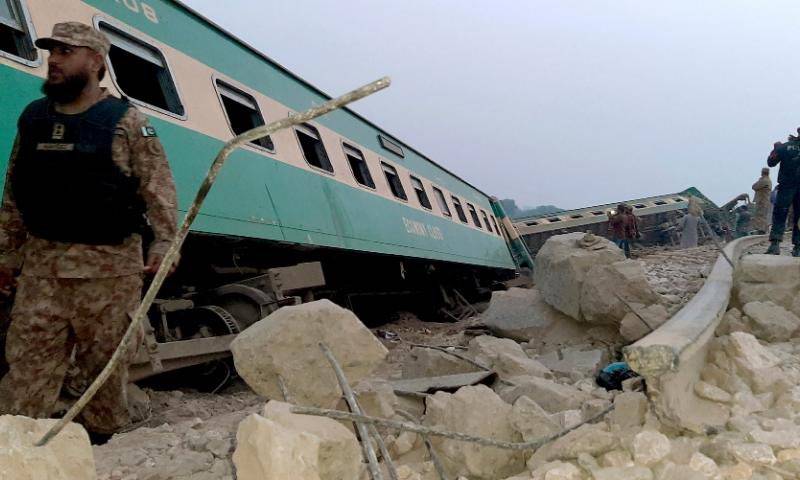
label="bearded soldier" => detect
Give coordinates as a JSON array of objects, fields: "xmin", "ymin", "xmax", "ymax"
[{"xmin": 0, "ymin": 22, "xmax": 177, "ymax": 440}]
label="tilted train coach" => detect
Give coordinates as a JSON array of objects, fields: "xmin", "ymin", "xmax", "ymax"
[{"xmin": 0, "ymin": 0, "xmax": 519, "ymax": 379}]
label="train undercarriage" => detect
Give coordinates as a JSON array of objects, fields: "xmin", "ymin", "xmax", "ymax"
[{"xmin": 124, "ymin": 232, "xmax": 513, "ymax": 385}]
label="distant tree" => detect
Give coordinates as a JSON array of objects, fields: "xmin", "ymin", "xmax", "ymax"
[
  {"xmin": 499, "ymin": 198, "xmax": 563, "ymax": 219},
  {"xmin": 499, "ymin": 198, "xmax": 521, "ymax": 217}
]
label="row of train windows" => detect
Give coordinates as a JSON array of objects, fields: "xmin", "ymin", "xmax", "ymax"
[{"xmin": 0, "ymin": 2, "xmax": 502, "ymax": 236}]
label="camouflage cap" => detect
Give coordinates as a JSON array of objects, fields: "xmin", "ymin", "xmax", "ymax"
[{"xmin": 35, "ymin": 22, "xmax": 110, "ymax": 57}]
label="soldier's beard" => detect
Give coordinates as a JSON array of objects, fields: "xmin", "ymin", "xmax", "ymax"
[{"xmin": 42, "ymin": 70, "xmax": 90, "ymax": 104}]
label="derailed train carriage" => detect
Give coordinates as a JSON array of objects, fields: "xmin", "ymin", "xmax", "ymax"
[
  {"xmin": 512, "ymin": 189, "xmax": 716, "ymax": 257},
  {"xmin": 0, "ymin": 0, "xmax": 519, "ymax": 381}
]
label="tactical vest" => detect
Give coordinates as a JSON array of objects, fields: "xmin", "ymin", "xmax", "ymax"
[{"xmin": 13, "ymin": 96, "xmax": 146, "ymax": 245}]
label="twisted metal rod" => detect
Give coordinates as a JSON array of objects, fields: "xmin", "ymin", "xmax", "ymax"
[
  {"xmin": 319, "ymin": 343, "xmax": 384, "ymax": 480},
  {"xmin": 292, "ymin": 402, "xmax": 614, "ymax": 451},
  {"xmin": 35, "ymin": 76, "xmax": 391, "ymax": 446}
]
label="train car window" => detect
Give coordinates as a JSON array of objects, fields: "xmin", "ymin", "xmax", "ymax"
[
  {"xmin": 378, "ymin": 134, "xmax": 404, "ymax": 158},
  {"xmin": 492, "ymin": 215, "xmax": 501, "ymax": 235},
  {"xmin": 295, "ymin": 123, "xmax": 334, "ymax": 173},
  {"xmin": 0, "ymin": 0, "xmax": 37, "ymax": 62},
  {"xmin": 433, "ymin": 187, "xmax": 452, "ymax": 217},
  {"xmin": 451, "ymin": 196, "xmax": 468, "ymax": 223},
  {"xmin": 215, "ymin": 79, "xmax": 273, "ymax": 150},
  {"xmin": 481, "ymin": 210, "xmax": 494, "ymax": 233},
  {"xmin": 99, "ymin": 22, "xmax": 184, "ymax": 116},
  {"xmin": 410, "ymin": 176, "xmax": 432, "ymax": 210},
  {"xmin": 467, "ymin": 203, "xmax": 482, "ymax": 228},
  {"xmin": 381, "ymin": 162, "xmax": 407, "ymax": 200},
  {"xmin": 343, "ymin": 143, "xmax": 375, "ymax": 188}
]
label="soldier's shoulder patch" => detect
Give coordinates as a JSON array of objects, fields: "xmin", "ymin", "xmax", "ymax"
[{"xmin": 141, "ymin": 125, "xmax": 158, "ymax": 138}]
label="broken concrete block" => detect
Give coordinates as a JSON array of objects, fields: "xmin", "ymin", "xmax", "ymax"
[
  {"xmin": 401, "ymin": 346, "xmax": 479, "ymax": 379},
  {"xmin": 262, "ymin": 401, "xmax": 361, "ymax": 480},
  {"xmin": 694, "ymin": 380, "xmax": 733, "ymax": 403},
  {"xmin": 509, "ymin": 396, "xmax": 561, "ymax": 442},
  {"xmin": 742, "ymin": 301, "xmax": 800, "ymax": 342},
  {"xmin": 482, "ymin": 287, "xmax": 573, "ymax": 342},
  {"xmin": 535, "ymin": 347, "xmax": 608, "ymax": 378},
  {"xmin": 0, "ymin": 415, "xmax": 96, "ymax": 480},
  {"xmin": 231, "ymin": 299, "xmax": 388, "ymax": 408},
  {"xmin": 619, "ymin": 303, "xmax": 669, "ymax": 342},
  {"xmin": 534, "ymin": 232, "xmax": 625, "ymax": 321},
  {"xmin": 233, "ymin": 413, "xmax": 321, "ymax": 480},
  {"xmin": 729, "ymin": 442, "xmax": 776, "ymax": 465},
  {"xmin": 496, "ymin": 376, "xmax": 592, "ymax": 413},
  {"xmin": 580, "ymin": 260, "xmax": 663, "ymax": 326},
  {"xmin": 424, "ymin": 385, "xmax": 524, "ymax": 479},
  {"xmin": 631, "ymin": 430, "xmax": 671, "ymax": 466},
  {"xmin": 607, "ymin": 391, "xmax": 647, "ymax": 429},
  {"xmin": 468, "ymin": 335, "xmax": 552, "ymax": 379}
]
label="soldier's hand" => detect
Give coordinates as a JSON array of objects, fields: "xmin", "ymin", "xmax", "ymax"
[
  {"xmin": 144, "ymin": 253, "xmax": 177, "ymax": 276},
  {"xmin": 0, "ymin": 268, "xmax": 16, "ymax": 297}
]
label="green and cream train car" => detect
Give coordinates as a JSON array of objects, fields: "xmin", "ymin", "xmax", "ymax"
[{"xmin": 0, "ymin": 0, "xmax": 517, "ymax": 378}]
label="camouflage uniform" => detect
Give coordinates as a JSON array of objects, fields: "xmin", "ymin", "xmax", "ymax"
[{"xmin": 0, "ymin": 86, "xmax": 177, "ymax": 433}]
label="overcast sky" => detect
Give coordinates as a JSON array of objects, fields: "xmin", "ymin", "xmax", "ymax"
[{"xmin": 184, "ymin": 0, "xmax": 800, "ymax": 210}]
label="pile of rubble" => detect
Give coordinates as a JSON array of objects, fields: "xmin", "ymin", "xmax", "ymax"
[{"xmin": 2, "ymin": 233, "xmax": 779, "ymax": 480}]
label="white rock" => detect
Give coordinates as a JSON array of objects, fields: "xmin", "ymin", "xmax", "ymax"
[
  {"xmin": 401, "ymin": 347, "xmax": 479, "ymax": 378},
  {"xmin": 580, "ymin": 260, "xmax": 663, "ymax": 326},
  {"xmin": 483, "ymin": 288, "xmax": 575, "ymax": 342},
  {"xmin": 735, "ymin": 255, "xmax": 800, "ymax": 315},
  {"xmin": 233, "ymin": 413, "xmax": 321, "ymax": 480},
  {"xmin": 468, "ymin": 336, "xmax": 552, "ymax": 379},
  {"xmin": 425, "ymin": 385, "xmax": 524, "ymax": 479},
  {"xmin": 509, "ymin": 396, "xmax": 561, "ymax": 442},
  {"xmin": 607, "ymin": 392, "xmax": 648, "ymax": 429},
  {"xmin": 527, "ymin": 423, "xmax": 617, "ymax": 467},
  {"xmin": 599, "ymin": 450, "xmax": 634, "ymax": 468},
  {"xmin": 535, "ymin": 347, "xmax": 608, "ymax": 378},
  {"xmin": 551, "ymin": 410, "xmax": 582, "ymax": 431},
  {"xmin": 721, "ymin": 332, "xmax": 780, "ymax": 386},
  {"xmin": 688, "ymin": 452, "xmax": 720, "ymax": 478},
  {"xmin": 619, "ymin": 304, "xmax": 670, "ymax": 342},
  {"xmin": 496, "ymin": 376, "xmax": 592, "ymax": 413},
  {"xmin": 262, "ymin": 401, "xmax": 361, "ymax": 480},
  {"xmin": 695, "ymin": 381, "xmax": 733, "ymax": 403},
  {"xmin": 742, "ymin": 301, "xmax": 800, "ymax": 342},
  {"xmin": 0, "ymin": 415, "xmax": 96, "ymax": 480},
  {"xmin": 719, "ymin": 462, "xmax": 753, "ymax": 480},
  {"xmin": 351, "ymin": 380, "xmax": 398, "ymax": 419},
  {"xmin": 631, "ymin": 430, "xmax": 671, "ymax": 466},
  {"xmin": 750, "ymin": 426, "xmax": 800, "ymax": 449},
  {"xmin": 729, "ymin": 442, "xmax": 776, "ymax": 465},
  {"xmin": 534, "ymin": 232, "xmax": 625, "ymax": 321},
  {"xmin": 231, "ymin": 300, "xmax": 388, "ymax": 408}
]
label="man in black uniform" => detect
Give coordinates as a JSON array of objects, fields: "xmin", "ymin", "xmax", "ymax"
[{"xmin": 766, "ymin": 133, "xmax": 800, "ymax": 256}]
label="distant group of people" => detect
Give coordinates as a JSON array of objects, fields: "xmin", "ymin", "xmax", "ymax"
[{"xmin": 607, "ymin": 204, "xmax": 640, "ymax": 258}]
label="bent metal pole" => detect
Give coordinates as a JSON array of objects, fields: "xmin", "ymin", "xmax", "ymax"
[{"xmin": 35, "ymin": 76, "xmax": 391, "ymax": 447}]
